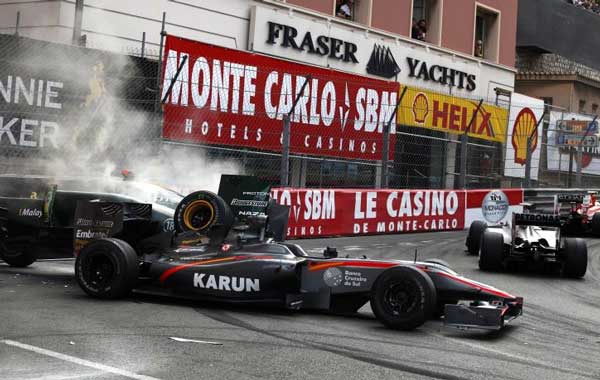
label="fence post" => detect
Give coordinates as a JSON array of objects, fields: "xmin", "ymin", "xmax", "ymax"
[
  {"xmin": 279, "ymin": 75, "xmax": 311, "ymax": 187},
  {"xmin": 381, "ymin": 86, "xmax": 408, "ymax": 189},
  {"xmin": 141, "ymin": 32, "xmax": 146, "ymax": 58},
  {"xmin": 576, "ymin": 146, "xmax": 583, "ymax": 187},
  {"xmin": 71, "ymin": 0, "xmax": 84, "ymax": 45},
  {"xmin": 524, "ymin": 134, "xmax": 533, "ymax": 188},
  {"xmin": 524, "ymin": 109, "xmax": 546, "ymax": 188},
  {"xmin": 281, "ymin": 115, "xmax": 291, "ymax": 187},
  {"xmin": 154, "ymin": 12, "xmax": 167, "ymax": 114},
  {"xmin": 15, "ymin": 11, "xmax": 20, "ymax": 36},
  {"xmin": 457, "ymin": 99, "xmax": 484, "ymax": 189}
]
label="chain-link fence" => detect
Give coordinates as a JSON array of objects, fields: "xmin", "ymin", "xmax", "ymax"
[{"xmin": 2, "ymin": 30, "xmax": 600, "ymax": 191}]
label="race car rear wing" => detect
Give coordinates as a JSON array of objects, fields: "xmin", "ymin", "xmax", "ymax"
[
  {"xmin": 555, "ymin": 194, "xmax": 584, "ymax": 203},
  {"xmin": 513, "ymin": 213, "xmax": 562, "ymax": 227}
]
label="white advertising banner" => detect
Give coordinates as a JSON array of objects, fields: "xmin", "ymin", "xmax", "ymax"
[
  {"xmin": 248, "ymin": 5, "xmax": 515, "ymax": 100},
  {"xmin": 504, "ymin": 93, "xmax": 545, "ymax": 180},
  {"xmin": 547, "ymin": 112, "xmax": 600, "ymax": 174}
]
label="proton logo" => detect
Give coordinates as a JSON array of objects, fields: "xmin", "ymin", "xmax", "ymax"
[
  {"xmin": 323, "ymin": 267, "xmax": 343, "ymax": 287},
  {"xmin": 511, "ymin": 108, "xmax": 537, "ymax": 165},
  {"xmin": 481, "ymin": 190, "xmax": 509, "ymax": 223},
  {"xmin": 412, "ymin": 93, "xmax": 429, "ymax": 124},
  {"xmin": 338, "ymin": 82, "xmax": 350, "ymax": 132},
  {"xmin": 366, "ymin": 44, "xmax": 401, "ymax": 79}
]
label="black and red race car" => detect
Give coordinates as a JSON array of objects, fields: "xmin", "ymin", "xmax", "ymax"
[
  {"xmin": 553, "ymin": 193, "xmax": 600, "ymax": 236},
  {"xmin": 73, "ymin": 176, "xmax": 523, "ymax": 331}
]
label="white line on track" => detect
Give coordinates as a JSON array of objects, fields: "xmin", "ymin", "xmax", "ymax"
[{"xmin": 1, "ymin": 340, "xmax": 162, "ymax": 380}]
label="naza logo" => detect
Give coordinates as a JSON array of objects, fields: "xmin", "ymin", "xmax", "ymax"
[{"xmin": 511, "ymin": 108, "xmax": 537, "ymax": 165}]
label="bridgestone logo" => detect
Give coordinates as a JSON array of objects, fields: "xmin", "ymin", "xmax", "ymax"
[
  {"xmin": 193, "ymin": 273, "xmax": 260, "ymax": 292},
  {"xmin": 230, "ymin": 199, "xmax": 269, "ymax": 207},
  {"xmin": 75, "ymin": 229, "xmax": 109, "ymax": 239}
]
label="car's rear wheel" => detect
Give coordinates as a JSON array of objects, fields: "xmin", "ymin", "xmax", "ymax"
[
  {"xmin": 370, "ymin": 266, "xmax": 436, "ymax": 330},
  {"xmin": 479, "ymin": 230, "xmax": 504, "ymax": 271},
  {"xmin": 591, "ymin": 213, "xmax": 600, "ymax": 237},
  {"xmin": 0, "ymin": 236, "xmax": 36, "ymax": 268},
  {"xmin": 75, "ymin": 238, "xmax": 139, "ymax": 299},
  {"xmin": 562, "ymin": 238, "xmax": 587, "ymax": 278},
  {"xmin": 466, "ymin": 221, "xmax": 487, "ymax": 255},
  {"xmin": 174, "ymin": 191, "xmax": 234, "ymax": 234}
]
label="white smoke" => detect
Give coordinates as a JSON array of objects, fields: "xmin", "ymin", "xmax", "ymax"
[{"xmin": 5, "ymin": 33, "xmax": 243, "ymax": 196}]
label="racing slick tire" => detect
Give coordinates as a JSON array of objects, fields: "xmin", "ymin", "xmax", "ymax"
[
  {"xmin": 466, "ymin": 220, "xmax": 487, "ymax": 255},
  {"xmin": 174, "ymin": 191, "xmax": 234, "ymax": 234},
  {"xmin": 479, "ymin": 230, "xmax": 504, "ymax": 271},
  {"xmin": 75, "ymin": 238, "xmax": 139, "ymax": 299},
  {"xmin": 562, "ymin": 238, "xmax": 587, "ymax": 278},
  {"xmin": 370, "ymin": 266, "xmax": 436, "ymax": 330},
  {"xmin": 591, "ymin": 213, "xmax": 600, "ymax": 237},
  {"xmin": 0, "ymin": 245, "xmax": 36, "ymax": 267}
]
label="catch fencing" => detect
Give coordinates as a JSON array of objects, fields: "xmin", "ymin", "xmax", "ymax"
[{"xmin": 1, "ymin": 30, "xmax": 600, "ymax": 191}]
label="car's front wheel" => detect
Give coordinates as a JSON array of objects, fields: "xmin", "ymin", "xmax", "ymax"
[
  {"xmin": 562, "ymin": 238, "xmax": 587, "ymax": 278},
  {"xmin": 75, "ymin": 238, "xmax": 139, "ymax": 299},
  {"xmin": 370, "ymin": 266, "xmax": 436, "ymax": 330}
]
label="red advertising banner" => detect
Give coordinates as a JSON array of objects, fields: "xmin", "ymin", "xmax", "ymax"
[
  {"xmin": 161, "ymin": 35, "xmax": 398, "ymax": 161},
  {"xmin": 271, "ymin": 188, "xmax": 465, "ymax": 238}
]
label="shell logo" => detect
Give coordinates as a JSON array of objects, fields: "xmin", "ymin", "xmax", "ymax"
[
  {"xmin": 412, "ymin": 92, "xmax": 429, "ymax": 124},
  {"xmin": 511, "ymin": 107, "xmax": 538, "ymax": 165}
]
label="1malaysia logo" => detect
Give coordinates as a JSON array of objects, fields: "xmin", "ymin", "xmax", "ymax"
[{"xmin": 18, "ymin": 208, "xmax": 42, "ymax": 218}]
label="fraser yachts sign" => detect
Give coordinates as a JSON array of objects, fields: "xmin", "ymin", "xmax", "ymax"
[
  {"xmin": 161, "ymin": 35, "xmax": 399, "ymax": 161},
  {"xmin": 250, "ymin": 6, "xmax": 482, "ymax": 93}
]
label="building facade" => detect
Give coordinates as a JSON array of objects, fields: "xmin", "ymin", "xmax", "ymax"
[
  {"xmin": 0, "ymin": 0, "xmax": 519, "ymax": 189},
  {"xmin": 516, "ymin": 0, "xmax": 600, "ymax": 186}
]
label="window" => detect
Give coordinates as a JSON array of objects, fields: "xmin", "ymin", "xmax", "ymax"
[
  {"xmin": 335, "ymin": 0, "xmax": 372, "ymax": 25},
  {"xmin": 542, "ymin": 97, "xmax": 553, "ymax": 113},
  {"xmin": 592, "ymin": 103, "xmax": 598, "ymax": 114},
  {"xmin": 474, "ymin": 5, "xmax": 500, "ymax": 62},
  {"xmin": 411, "ymin": 0, "xmax": 442, "ymax": 45},
  {"xmin": 579, "ymin": 99, "xmax": 587, "ymax": 113}
]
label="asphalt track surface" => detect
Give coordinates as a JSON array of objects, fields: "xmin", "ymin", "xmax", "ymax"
[{"xmin": 2, "ymin": 231, "xmax": 600, "ymax": 380}]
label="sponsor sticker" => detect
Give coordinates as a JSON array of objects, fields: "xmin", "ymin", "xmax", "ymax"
[{"xmin": 481, "ymin": 190, "xmax": 509, "ymax": 223}]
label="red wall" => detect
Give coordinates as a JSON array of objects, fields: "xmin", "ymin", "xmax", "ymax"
[
  {"xmin": 287, "ymin": 0, "xmax": 517, "ymax": 68},
  {"xmin": 371, "ymin": 0, "xmax": 412, "ymax": 37},
  {"xmin": 442, "ymin": 0, "xmax": 517, "ymax": 67},
  {"xmin": 286, "ymin": 0, "xmax": 334, "ymax": 15}
]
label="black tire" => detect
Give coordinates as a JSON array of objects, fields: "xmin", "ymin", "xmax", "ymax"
[
  {"xmin": 591, "ymin": 213, "xmax": 600, "ymax": 237},
  {"xmin": 174, "ymin": 191, "xmax": 234, "ymax": 234},
  {"xmin": 479, "ymin": 230, "xmax": 504, "ymax": 271},
  {"xmin": 0, "ymin": 247, "xmax": 36, "ymax": 267},
  {"xmin": 423, "ymin": 258, "xmax": 451, "ymax": 269},
  {"xmin": 370, "ymin": 266, "xmax": 436, "ymax": 330},
  {"xmin": 0, "ymin": 233, "xmax": 37, "ymax": 268},
  {"xmin": 466, "ymin": 221, "xmax": 487, "ymax": 255},
  {"xmin": 562, "ymin": 238, "xmax": 587, "ymax": 278},
  {"xmin": 75, "ymin": 238, "xmax": 139, "ymax": 299}
]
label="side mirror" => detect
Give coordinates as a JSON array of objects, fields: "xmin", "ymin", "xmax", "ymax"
[{"xmin": 323, "ymin": 246, "xmax": 338, "ymax": 258}]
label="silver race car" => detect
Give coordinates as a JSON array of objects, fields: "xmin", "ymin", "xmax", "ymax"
[{"xmin": 467, "ymin": 205, "xmax": 587, "ymax": 277}]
